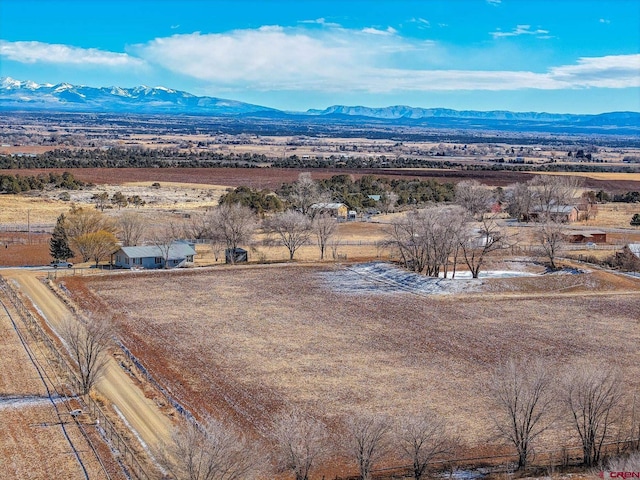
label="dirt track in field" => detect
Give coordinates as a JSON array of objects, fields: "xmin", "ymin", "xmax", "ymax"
[
  {"xmin": 1, "ymin": 269, "xmax": 174, "ymax": 472},
  {"xmin": 0, "ymin": 280, "xmax": 121, "ymax": 479}
]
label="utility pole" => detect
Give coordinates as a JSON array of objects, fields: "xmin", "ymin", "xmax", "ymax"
[{"xmin": 27, "ymin": 209, "xmax": 31, "ymax": 246}]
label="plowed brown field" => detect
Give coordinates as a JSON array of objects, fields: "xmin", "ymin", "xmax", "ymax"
[
  {"xmin": 60, "ymin": 264, "xmax": 640, "ymax": 477},
  {"xmin": 5, "ymin": 166, "xmax": 640, "ymax": 191}
]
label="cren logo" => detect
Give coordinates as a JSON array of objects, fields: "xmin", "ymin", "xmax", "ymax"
[{"xmin": 600, "ymin": 472, "xmax": 640, "ymax": 479}]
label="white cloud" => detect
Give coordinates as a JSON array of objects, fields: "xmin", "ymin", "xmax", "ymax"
[
  {"xmin": 491, "ymin": 25, "xmax": 551, "ymax": 39},
  {"xmin": 409, "ymin": 17, "xmax": 431, "ymax": 28},
  {"xmin": 599, "ymin": 18, "xmax": 611, "ymax": 24},
  {"xmin": 132, "ymin": 27, "xmax": 639, "ymax": 93},
  {"xmin": 361, "ymin": 26, "xmax": 397, "ymax": 36},
  {"xmin": 548, "ymin": 54, "xmax": 640, "ymax": 88},
  {"xmin": 3, "ymin": 27, "xmax": 637, "ymax": 96},
  {"xmin": 0, "ymin": 40, "xmax": 144, "ymax": 67},
  {"xmin": 486, "ymin": 0, "xmax": 502, "ymax": 5},
  {"xmin": 300, "ymin": 18, "xmax": 342, "ymax": 28}
]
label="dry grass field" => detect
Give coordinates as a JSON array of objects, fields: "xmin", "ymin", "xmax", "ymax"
[
  {"xmin": 529, "ymin": 171, "xmax": 640, "ymax": 182},
  {"xmin": 0, "ymin": 194, "xmax": 69, "ymax": 225},
  {"xmin": 61, "ymin": 264, "xmax": 640, "ymax": 476},
  {"xmin": 0, "ymin": 291, "xmax": 121, "ymax": 479}
]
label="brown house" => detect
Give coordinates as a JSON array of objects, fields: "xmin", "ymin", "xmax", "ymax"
[{"xmin": 562, "ymin": 229, "xmax": 607, "ymax": 244}]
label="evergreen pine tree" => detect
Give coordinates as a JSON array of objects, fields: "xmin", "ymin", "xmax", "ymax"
[{"xmin": 50, "ymin": 214, "xmax": 74, "ymax": 261}]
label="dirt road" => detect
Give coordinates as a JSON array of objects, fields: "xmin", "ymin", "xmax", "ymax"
[{"xmin": 1, "ymin": 269, "xmax": 174, "ymax": 469}]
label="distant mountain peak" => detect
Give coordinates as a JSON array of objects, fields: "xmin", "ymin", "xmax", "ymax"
[
  {"xmin": 0, "ymin": 78, "xmax": 637, "ymax": 133},
  {"xmin": 0, "ymin": 78, "xmax": 276, "ymax": 115}
]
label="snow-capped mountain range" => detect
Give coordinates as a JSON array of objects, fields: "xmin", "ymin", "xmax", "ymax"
[
  {"xmin": 1, "ymin": 77, "xmax": 638, "ymax": 132},
  {"xmin": 0, "ymin": 77, "xmax": 276, "ymax": 115}
]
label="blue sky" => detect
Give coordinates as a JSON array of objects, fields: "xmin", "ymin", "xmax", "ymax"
[{"xmin": 1, "ymin": 0, "xmax": 639, "ymax": 113}]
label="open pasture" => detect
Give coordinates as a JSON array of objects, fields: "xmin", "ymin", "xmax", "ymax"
[{"xmin": 62, "ymin": 264, "xmax": 640, "ymax": 473}]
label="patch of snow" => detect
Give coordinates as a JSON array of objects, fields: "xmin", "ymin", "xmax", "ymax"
[
  {"xmin": 153, "ymin": 85, "xmax": 175, "ymax": 93},
  {"xmin": 445, "ymin": 468, "xmax": 489, "ymax": 479},
  {"xmin": 439, "ymin": 270, "xmax": 537, "ymax": 279},
  {"xmin": 1, "ymin": 77, "xmax": 21, "ymax": 88},
  {"xmin": 545, "ymin": 267, "xmax": 589, "ymax": 275},
  {"xmin": 320, "ymin": 262, "xmax": 482, "ymax": 296},
  {"xmin": 0, "ymin": 394, "xmax": 63, "ymax": 410},
  {"xmin": 112, "ymin": 404, "xmax": 166, "ymax": 473}
]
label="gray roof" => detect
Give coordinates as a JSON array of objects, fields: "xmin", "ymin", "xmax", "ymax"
[
  {"xmin": 118, "ymin": 243, "xmax": 196, "ymax": 260},
  {"xmin": 533, "ymin": 205, "xmax": 577, "ymax": 214},
  {"xmin": 310, "ymin": 202, "xmax": 346, "ymax": 209},
  {"xmin": 629, "ymin": 244, "xmax": 640, "ymax": 258}
]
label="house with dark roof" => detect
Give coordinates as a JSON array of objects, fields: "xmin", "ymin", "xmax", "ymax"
[{"xmin": 113, "ymin": 242, "xmax": 196, "ymax": 269}]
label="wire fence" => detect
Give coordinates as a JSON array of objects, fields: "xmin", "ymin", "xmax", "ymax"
[
  {"xmin": 333, "ymin": 438, "xmax": 640, "ymax": 480},
  {"xmin": 0, "ymin": 276, "xmax": 153, "ymax": 480}
]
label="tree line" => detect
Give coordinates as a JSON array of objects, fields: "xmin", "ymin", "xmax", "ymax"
[
  {"xmin": 0, "ymin": 171, "xmax": 87, "ymax": 193},
  {"xmin": 160, "ymin": 357, "xmax": 640, "ymax": 479},
  {"xmin": 3, "ymin": 146, "xmax": 640, "ymax": 174}
]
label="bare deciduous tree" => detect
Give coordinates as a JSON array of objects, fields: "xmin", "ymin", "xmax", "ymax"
[
  {"xmin": 183, "ymin": 212, "xmax": 211, "ymax": 241},
  {"xmin": 455, "ymin": 180, "xmax": 495, "ymax": 220},
  {"xmin": 529, "ymin": 175, "xmax": 582, "ymax": 215},
  {"xmin": 563, "ymin": 364, "xmax": 623, "ymax": 467},
  {"xmin": 165, "ymin": 417, "xmax": 263, "ymax": 480},
  {"xmin": 536, "ymin": 218, "xmax": 565, "ymax": 269},
  {"xmin": 287, "ymin": 172, "xmax": 327, "ymax": 216},
  {"xmin": 116, "ymin": 212, "xmax": 147, "ymax": 246},
  {"xmin": 265, "ymin": 210, "xmax": 312, "ymax": 260},
  {"xmin": 396, "ymin": 410, "xmax": 453, "ymax": 480},
  {"xmin": 60, "ymin": 314, "xmax": 113, "ymax": 395},
  {"xmin": 206, "ymin": 204, "xmax": 257, "ymax": 263},
  {"xmin": 385, "ymin": 206, "xmax": 466, "ymax": 277},
  {"xmin": 488, "ymin": 357, "xmax": 554, "ymax": 470},
  {"xmin": 150, "ymin": 222, "xmax": 184, "ymax": 268},
  {"xmin": 312, "ymin": 214, "xmax": 337, "ymax": 260},
  {"xmin": 458, "ymin": 215, "xmax": 506, "ymax": 278},
  {"xmin": 348, "ymin": 414, "xmax": 391, "ymax": 480},
  {"xmin": 271, "ymin": 409, "xmax": 328, "ymax": 480},
  {"xmin": 65, "ymin": 205, "xmax": 117, "ymax": 239},
  {"xmin": 505, "ymin": 182, "xmax": 534, "ymax": 222}
]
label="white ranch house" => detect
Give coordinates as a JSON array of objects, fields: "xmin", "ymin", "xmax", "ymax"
[{"xmin": 114, "ymin": 243, "xmax": 196, "ymax": 269}]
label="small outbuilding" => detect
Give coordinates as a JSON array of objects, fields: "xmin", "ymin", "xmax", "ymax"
[
  {"xmin": 225, "ymin": 247, "xmax": 248, "ymax": 264},
  {"xmin": 562, "ymin": 229, "xmax": 607, "ymax": 244},
  {"xmin": 113, "ymin": 242, "xmax": 196, "ymax": 269}
]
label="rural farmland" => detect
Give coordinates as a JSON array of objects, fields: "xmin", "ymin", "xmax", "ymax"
[{"xmin": 59, "ymin": 263, "xmax": 640, "ymax": 477}]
